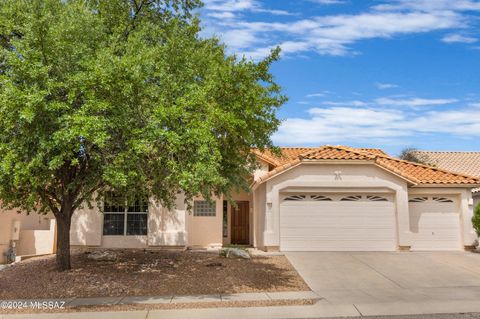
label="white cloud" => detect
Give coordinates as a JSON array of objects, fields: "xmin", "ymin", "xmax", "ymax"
[
  {"xmin": 375, "ymin": 97, "xmax": 458, "ymax": 107},
  {"xmin": 375, "ymin": 82, "xmax": 399, "ymax": 89},
  {"xmin": 273, "ymin": 105, "xmax": 480, "ymax": 145},
  {"xmin": 203, "ymin": 5, "xmax": 465, "ymax": 59},
  {"xmin": 206, "ymin": 11, "xmax": 236, "ymax": 19},
  {"xmin": 442, "ymin": 33, "xmax": 477, "ymax": 43},
  {"xmin": 306, "ymin": 92, "xmax": 330, "ymax": 98},
  {"xmin": 322, "ymin": 100, "xmax": 369, "ymax": 107},
  {"xmin": 373, "ymin": 0, "xmax": 480, "ymax": 12},
  {"xmin": 469, "ymin": 102, "xmax": 480, "ymax": 108},
  {"xmin": 201, "ymin": 0, "xmax": 480, "ymax": 60},
  {"xmin": 221, "ymin": 29, "xmax": 263, "ymax": 50},
  {"xmin": 310, "ymin": 0, "xmax": 346, "ymax": 4},
  {"xmin": 203, "ymin": 0, "xmax": 294, "ymax": 17},
  {"xmin": 203, "ymin": 0, "xmax": 256, "ymax": 12}
]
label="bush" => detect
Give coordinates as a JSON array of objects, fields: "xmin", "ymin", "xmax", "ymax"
[{"xmin": 472, "ymin": 202, "xmax": 480, "ymax": 236}]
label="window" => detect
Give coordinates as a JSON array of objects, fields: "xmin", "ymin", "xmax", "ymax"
[
  {"xmin": 310, "ymin": 195, "xmax": 332, "ymax": 201},
  {"xmin": 367, "ymin": 195, "xmax": 388, "ymax": 202},
  {"xmin": 284, "ymin": 195, "xmax": 306, "ymax": 201},
  {"xmin": 340, "ymin": 195, "xmax": 362, "ymax": 201},
  {"xmin": 194, "ymin": 200, "xmax": 216, "ymax": 217},
  {"xmin": 103, "ymin": 192, "xmax": 148, "ymax": 236},
  {"xmin": 409, "ymin": 197, "xmax": 428, "ymax": 203},
  {"xmin": 433, "ymin": 197, "xmax": 454, "ymax": 203}
]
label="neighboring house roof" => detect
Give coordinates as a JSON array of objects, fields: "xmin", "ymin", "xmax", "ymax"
[
  {"xmin": 412, "ymin": 151, "xmax": 480, "ymax": 193},
  {"xmin": 253, "ymin": 145, "xmax": 480, "ymax": 187}
]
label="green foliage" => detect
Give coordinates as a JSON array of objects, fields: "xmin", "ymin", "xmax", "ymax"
[
  {"xmin": 472, "ymin": 202, "xmax": 480, "ymax": 236},
  {"xmin": 0, "ymin": 0, "xmax": 286, "ymax": 217}
]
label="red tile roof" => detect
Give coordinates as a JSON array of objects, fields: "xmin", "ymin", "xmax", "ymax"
[{"xmin": 253, "ymin": 145, "xmax": 480, "ymax": 187}]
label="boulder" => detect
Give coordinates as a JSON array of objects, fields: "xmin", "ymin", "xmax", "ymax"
[
  {"xmin": 223, "ymin": 248, "xmax": 251, "ymax": 259},
  {"xmin": 87, "ymin": 250, "xmax": 117, "ymax": 262}
]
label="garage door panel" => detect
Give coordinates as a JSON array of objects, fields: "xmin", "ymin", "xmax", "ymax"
[
  {"xmin": 280, "ymin": 193, "xmax": 396, "ymax": 251},
  {"xmin": 282, "ymin": 240, "xmax": 395, "ymax": 251},
  {"xmin": 409, "ymin": 196, "xmax": 461, "ymax": 251},
  {"xmin": 281, "ymin": 218, "xmax": 395, "ymax": 228}
]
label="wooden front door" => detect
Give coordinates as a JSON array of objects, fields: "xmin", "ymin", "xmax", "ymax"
[{"xmin": 231, "ymin": 201, "xmax": 250, "ymax": 245}]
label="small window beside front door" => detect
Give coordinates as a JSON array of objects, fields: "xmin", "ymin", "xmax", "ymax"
[{"xmin": 193, "ymin": 200, "xmax": 216, "ymax": 217}]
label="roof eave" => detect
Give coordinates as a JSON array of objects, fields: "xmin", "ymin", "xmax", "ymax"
[{"xmin": 411, "ymin": 183, "xmax": 480, "ymax": 188}]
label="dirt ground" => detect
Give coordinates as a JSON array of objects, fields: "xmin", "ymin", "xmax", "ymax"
[{"xmin": 0, "ymin": 250, "xmax": 309, "ymax": 299}]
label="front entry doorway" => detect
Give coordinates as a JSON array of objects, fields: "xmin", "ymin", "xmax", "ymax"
[{"xmin": 231, "ymin": 201, "xmax": 249, "ymax": 245}]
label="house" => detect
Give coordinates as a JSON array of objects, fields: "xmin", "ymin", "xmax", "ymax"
[
  {"xmin": 0, "ymin": 209, "xmax": 56, "ymax": 264},
  {"xmin": 411, "ymin": 151, "xmax": 480, "ymax": 209},
  {"xmin": 68, "ymin": 145, "xmax": 480, "ymax": 252}
]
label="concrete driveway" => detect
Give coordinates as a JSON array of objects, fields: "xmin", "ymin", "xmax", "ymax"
[{"xmin": 286, "ymin": 252, "xmax": 480, "ymax": 304}]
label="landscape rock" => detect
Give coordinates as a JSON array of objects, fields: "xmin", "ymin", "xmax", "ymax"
[
  {"xmin": 0, "ymin": 264, "xmax": 10, "ymax": 271},
  {"xmin": 223, "ymin": 248, "xmax": 251, "ymax": 259},
  {"xmin": 87, "ymin": 250, "xmax": 117, "ymax": 261}
]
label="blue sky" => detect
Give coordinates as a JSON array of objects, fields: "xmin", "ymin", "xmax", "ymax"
[{"xmin": 200, "ymin": 0, "xmax": 480, "ymax": 155}]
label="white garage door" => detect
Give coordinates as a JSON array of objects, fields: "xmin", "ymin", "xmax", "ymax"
[
  {"xmin": 409, "ymin": 196, "xmax": 461, "ymax": 251},
  {"xmin": 280, "ymin": 193, "xmax": 397, "ymax": 251}
]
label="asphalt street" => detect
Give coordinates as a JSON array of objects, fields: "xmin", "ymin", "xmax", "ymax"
[{"xmin": 320, "ymin": 313, "xmax": 480, "ymax": 319}]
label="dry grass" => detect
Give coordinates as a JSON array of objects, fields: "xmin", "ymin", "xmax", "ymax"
[{"xmin": 0, "ymin": 250, "xmax": 309, "ymax": 299}]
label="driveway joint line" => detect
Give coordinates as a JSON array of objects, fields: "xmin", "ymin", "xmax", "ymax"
[
  {"xmin": 349, "ymin": 253, "xmax": 405, "ymax": 289},
  {"xmin": 352, "ymin": 303, "xmax": 364, "ymax": 316},
  {"xmin": 426, "ymin": 252, "xmax": 480, "ymax": 278}
]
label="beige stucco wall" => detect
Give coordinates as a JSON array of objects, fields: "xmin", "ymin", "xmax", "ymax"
[
  {"xmin": 71, "ymin": 196, "xmax": 187, "ymax": 249},
  {"xmin": 261, "ymin": 162, "xmax": 411, "ymax": 248},
  {"xmin": 186, "ymin": 196, "xmax": 223, "ymax": 248},
  {"xmin": 254, "ymin": 160, "xmax": 270, "ymax": 181},
  {"xmin": 149, "ymin": 194, "xmax": 187, "ymax": 246},
  {"xmin": 0, "ymin": 209, "xmax": 54, "ymax": 264},
  {"xmin": 253, "ymin": 183, "xmax": 266, "ymax": 249},
  {"xmin": 71, "ymin": 201, "xmax": 103, "ymax": 246}
]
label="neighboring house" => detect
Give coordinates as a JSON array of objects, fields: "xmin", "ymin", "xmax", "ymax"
[
  {"xmin": 412, "ymin": 151, "xmax": 480, "ymax": 209},
  {"xmin": 2, "ymin": 145, "xmax": 479, "ymax": 259},
  {"xmin": 0, "ymin": 209, "xmax": 55, "ymax": 264}
]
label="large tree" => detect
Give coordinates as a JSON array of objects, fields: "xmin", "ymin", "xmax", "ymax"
[{"xmin": 0, "ymin": 0, "xmax": 285, "ymax": 271}]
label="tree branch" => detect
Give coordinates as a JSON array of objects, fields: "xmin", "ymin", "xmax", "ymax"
[{"xmin": 37, "ymin": 188, "xmax": 60, "ymax": 216}]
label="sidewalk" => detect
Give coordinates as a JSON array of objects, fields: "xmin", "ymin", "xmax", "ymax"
[
  {"xmin": 3, "ymin": 300, "xmax": 480, "ymax": 319},
  {"xmin": 0, "ymin": 291, "xmax": 319, "ymax": 309}
]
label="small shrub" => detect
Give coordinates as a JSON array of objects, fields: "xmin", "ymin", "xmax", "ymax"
[
  {"xmin": 472, "ymin": 202, "xmax": 480, "ymax": 237},
  {"xmin": 219, "ymin": 249, "xmax": 228, "ymax": 258}
]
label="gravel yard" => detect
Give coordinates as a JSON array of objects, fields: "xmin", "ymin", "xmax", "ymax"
[{"xmin": 0, "ymin": 250, "xmax": 309, "ymax": 299}]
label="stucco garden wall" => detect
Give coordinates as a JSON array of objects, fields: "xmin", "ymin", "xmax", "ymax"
[
  {"xmin": 0, "ymin": 209, "xmax": 54, "ymax": 264},
  {"xmin": 17, "ymin": 219, "xmax": 56, "ymax": 256}
]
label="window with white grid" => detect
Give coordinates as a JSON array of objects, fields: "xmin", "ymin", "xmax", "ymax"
[{"xmin": 103, "ymin": 192, "xmax": 148, "ymax": 236}]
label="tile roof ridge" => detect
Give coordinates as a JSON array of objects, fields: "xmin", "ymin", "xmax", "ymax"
[
  {"xmin": 251, "ymin": 148, "xmax": 281, "ymax": 166},
  {"xmin": 328, "ymin": 145, "xmax": 377, "ymax": 159},
  {"xmin": 298, "ymin": 145, "xmax": 329, "ymax": 159}
]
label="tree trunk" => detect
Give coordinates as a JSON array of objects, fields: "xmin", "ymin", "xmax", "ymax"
[{"xmin": 55, "ymin": 207, "xmax": 73, "ymax": 271}]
